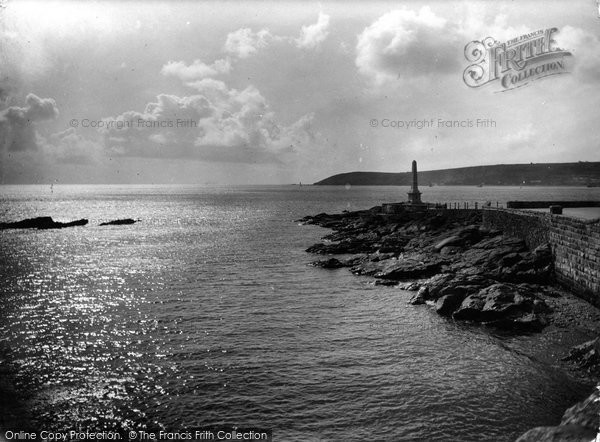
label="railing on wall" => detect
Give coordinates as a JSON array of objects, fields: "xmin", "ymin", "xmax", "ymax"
[{"xmin": 426, "ymin": 202, "xmax": 504, "ymax": 210}]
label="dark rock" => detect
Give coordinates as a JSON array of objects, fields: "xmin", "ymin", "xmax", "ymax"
[
  {"xmin": 0, "ymin": 216, "xmax": 88, "ymax": 230},
  {"xmin": 515, "ymin": 424, "xmax": 596, "ymax": 442},
  {"xmin": 439, "ymin": 246, "xmax": 462, "ymax": 256},
  {"xmin": 561, "ymin": 386, "xmax": 600, "ymax": 429},
  {"xmin": 310, "ymin": 258, "xmax": 347, "ymax": 269},
  {"xmin": 99, "ymin": 218, "xmax": 137, "ymax": 226},
  {"xmin": 408, "ymin": 287, "xmax": 429, "ymax": 305},
  {"xmin": 452, "ymin": 294, "xmax": 487, "ymax": 321},
  {"xmin": 398, "ymin": 281, "xmax": 421, "ymax": 291},
  {"xmin": 435, "ymin": 294, "xmax": 464, "ymax": 316},
  {"xmin": 424, "ymin": 274, "xmax": 457, "ymax": 299},
  {"xmin": 300, "ymin": 206, "xmax": 555, "ymax": 332},
  {"xmin": 424, "ymin": 274, "xmax": 491, "ymax": 301},
  {"xmin": 306, "ymin": 239, "xmax": 379, "ymax": 254},
  {"xmin": 352, "ymin": 255, "xmax": 445, "ymax": 280},
  {"xmin": 562, "ymin": 338, "xmax": 600, "ymax": 374},
  {"xmin": 516, "ymin": 386, "xmax": 600, "ymax": 441},
  {"xmin": 451, "ymin": 283, "xmax": 547, "ymax": 326},
  {"xmin": 487, "ymin": 313, "xmax": 545, "ymax": 332}
]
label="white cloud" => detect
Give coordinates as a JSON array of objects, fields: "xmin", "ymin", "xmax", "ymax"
[
  {"xmin": 44, "ymin": 127, "xmax": 103, "ymax": 164},
  {"xmin": 554, "ymin": 26, "xmax": 600, "ymax": 83},
  {"xmin": 224, "ymin": 15, "xmax": 330, "ymax": 59},
  {"xmin": 296, "ymin": 12, "xmax": 330, "ymax": 50},
  {"xmin": 356, "ymin": 7, "xmax": 460, "ymax": 84},
  {"xmin": 0, "ymin": 93, "xmax": 59, "ymax": 151},
  {"xmin": 100, "ymin": 80, "xmax": 316, "ymax": 163},
  {"xmin": 502, "ymin": 123, "xmax": 534, "ymax": 147},
  {"xmin": 224, "ymin": 28, "xmax": 272, "ymax": 59},
  {"xmin": 161, "ymin": 58, "xmax": 232, "ymax": 81}
]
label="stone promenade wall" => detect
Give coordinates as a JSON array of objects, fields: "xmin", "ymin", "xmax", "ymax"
[{"xmin": 483, "ymin": 208, "xmax": 600, "ymax": 305}]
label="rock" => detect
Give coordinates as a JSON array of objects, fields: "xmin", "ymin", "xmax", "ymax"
[
  {"xmin": 99, "ymin": 218, "xmax": 137, "ymax": 226},
  {"xmin": 488, "ymin": 313, "xmax": 545, "ymax": 332},
  {"xmin": 561, "ymin": 386, "xmax": 600, "ymax": 429},
  {"xmin": 433, "ymin": 225, "xmax": 482, "ymax": 252},
  {"xmin": 438, "ymin": 284, "xmax": 480, "ymax": 299},
  {"xmin": 353, "ymin": 255, "xmax": 445, "ymax": 280},
  {"xmin": 424, "ymin": 274, "xmax": 458, "ymax": 299},
  {"xmin": 516, "ymin": 386, "xmax": 600, "ymax": 442},
  {"xmin": 434, "ymin": 235, "xmax": 462, "ymax": 251},
  {"xmin": 451, "ymin": 283, "xmax": 547, "ymax": 327},
  {"xmin": 515, "ymin": 425, "xmax": 596, "ymax": 442},
  {"xmin": 435, "ymin": 294, "xmax": 464, "ymax": 316},
  {"xmin": 408, "ymin": 286, "xmax": 429, "ymax": 305},
  {"xmin": 0, "ymin": 216, "xmax": 88, "ymax": 230},
  {"xmin": 310, "ymin": 258, "xmax": 346, "ymax": 269},
  {"xmin": 439, "ymin": 246, "xmax": 462, "ymax": 256},
  {"xmin": 398, "ymin": 281, "xmax": 421, "ymax": 291},
  {"xmin": 562, "ymin": 338, "xmax": 600, "ymax": 374},
  {"xmin": 533, "ymin": 299, "xmax": 552, "ymax": 313},
  {"xmin": 300, "ymin": 206, "xmax": 555, "ymax": 332},
  {"xmin": 306, "ymin": 239, "xmax": 379, "ymax": 255},
  {"xmin": 452, "ymin": 294, "xmax": 486, "ymax": 321}
]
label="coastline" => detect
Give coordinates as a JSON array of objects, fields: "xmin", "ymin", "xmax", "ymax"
[{"xmin": 299, "ymin": 204, "xmax": 600, "ymax": 440}]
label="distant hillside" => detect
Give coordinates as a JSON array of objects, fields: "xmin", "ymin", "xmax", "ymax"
[{"xmin": 314, "ymin": 162, "xmax": 600, "ymax": 186}]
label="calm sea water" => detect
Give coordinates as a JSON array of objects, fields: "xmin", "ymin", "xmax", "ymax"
[{"xmin": 1, "ymin": 185, "xmax": 599, "ymax": 441}]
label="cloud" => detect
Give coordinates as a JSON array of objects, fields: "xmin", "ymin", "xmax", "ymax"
[
  {"xmin": 224, "ymin": 28, "xmax": 272, "ymax": 59},
  {"xmin": 100, "ymin": 80, "xmax": 316, "ymax": 163},
  {"xmin": 502, "ymin": 123, "xmax": 535, "ymax": 148},
  {"xmin": 0, "ymin": 93, "xmax": 59, "ymax": 151},
  {"xmin": 44, "ymin": 127, "xmax": 103, "ymax": 164},
  {"xmin": 554, "ymin": 26, "xmax": 600, "ymax": 83},
  {"xmin": 296, "ymin": 12, "xmax": 330, "ymax": 50},
  {"xmin": 161, "ymin": 58, "xmax": 232, "ymax": 81},
  {"xmin": 224, "ymin": 14, "xmax": 330, "ymax": 59},
  {"xmin": 356, "ymin": 7, "xmax": 460, "ymax": 84}
]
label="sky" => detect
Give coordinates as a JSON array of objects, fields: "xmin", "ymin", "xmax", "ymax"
[{"xmin": 0, "ymin": 0, "xmax": 599, "ymax": 184}]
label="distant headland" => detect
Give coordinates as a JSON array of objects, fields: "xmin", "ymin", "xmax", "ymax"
[{"xmin": 314, "ymin": 162, "xmax": 600, "ymax": 186}]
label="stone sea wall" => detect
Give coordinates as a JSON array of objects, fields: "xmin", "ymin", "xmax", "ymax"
[{"xmin": 483, "ymin": 208, "xmax": 600, "ymax": 305}]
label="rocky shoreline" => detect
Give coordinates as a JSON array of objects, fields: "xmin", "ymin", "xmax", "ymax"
[
  {"xmin": 299, "ymin": 205, "xmax": 600, "ymax": 441},
  {"xmin": 300, "ymin": 206, "xmax": 555, "ymax": 332}
]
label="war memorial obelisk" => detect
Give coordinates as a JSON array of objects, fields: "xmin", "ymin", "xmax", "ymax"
[{"xmin": 407, "ymin": 160, "xmax": 422, "ymax": 204}]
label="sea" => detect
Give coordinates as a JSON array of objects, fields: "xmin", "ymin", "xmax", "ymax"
[{"xmin": 1, "ymin": 184, "xmax": 599, "ymax": 441}]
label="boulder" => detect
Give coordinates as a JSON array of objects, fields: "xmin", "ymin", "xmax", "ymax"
[
  {"xmin": 452, "ymin": 294, "xmax": 487, "ymax": 321},
  {"xmin": 562, "ymin": 338, "xmax": 600, "ymax": 374},
  {"xmin": 452, "ymin": 283, "xmax": 546, "ymax": 325},
  {"xmin": 408, "ymin": 286, "xmax": 429, "ymax": 305},
  {"xmin": 435, "ymin": 294, "xmax": 464, "ymax": 316}
]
